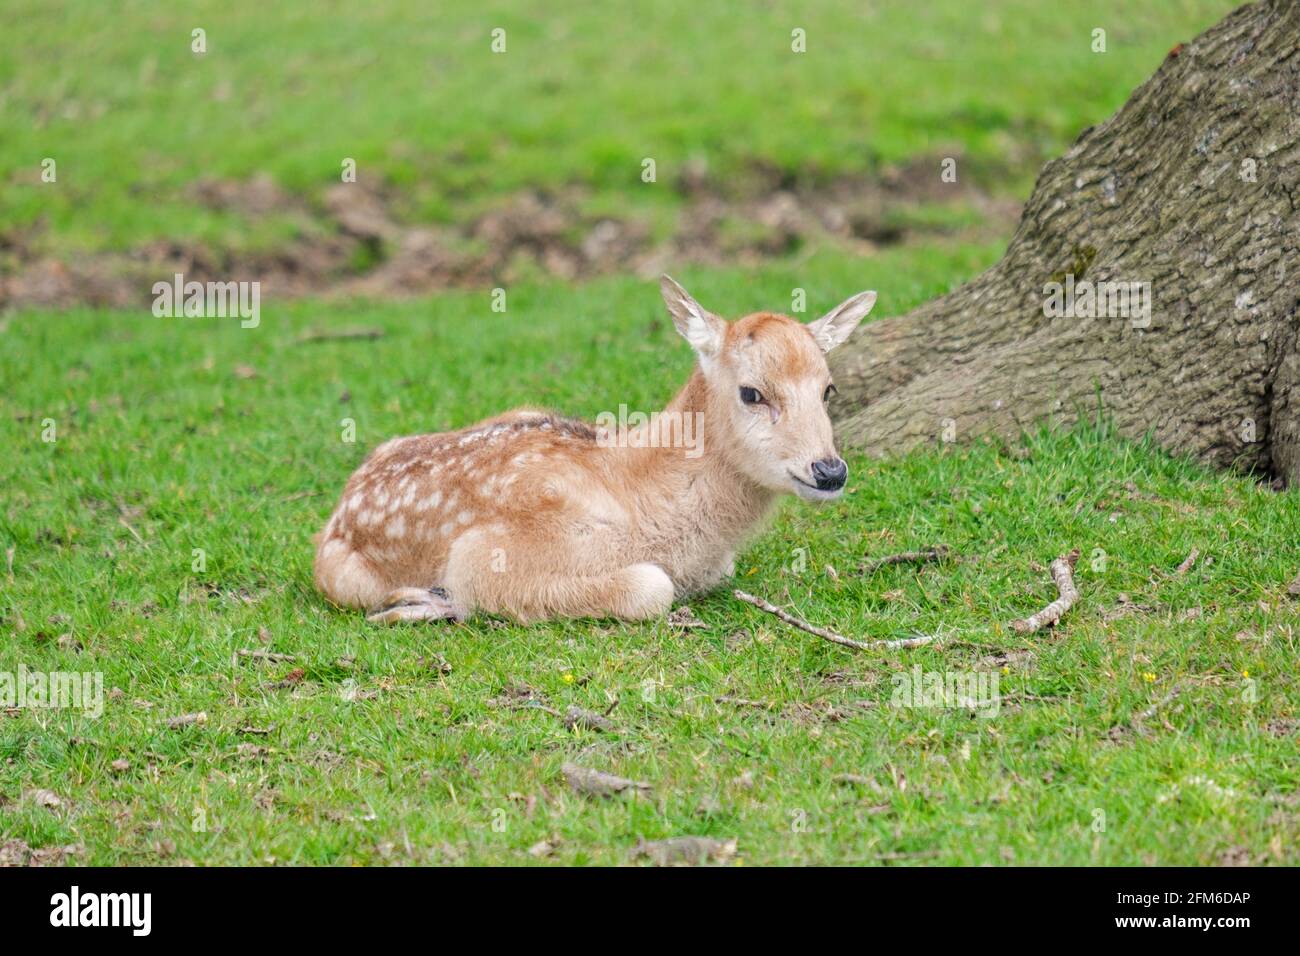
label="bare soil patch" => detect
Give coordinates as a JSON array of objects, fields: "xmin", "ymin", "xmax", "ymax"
[{"xmin": 0, "ymin": 158, "xmax": 1019, "ymax": 310}]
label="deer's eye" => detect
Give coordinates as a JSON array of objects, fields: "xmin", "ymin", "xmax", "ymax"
[
  {"xmin": 739, "ymin": 386, "xmax": 764, "ymax": 406},
  {"xmin": 823, "ymin": 383, "xmax": 837, "ymax": 402}
]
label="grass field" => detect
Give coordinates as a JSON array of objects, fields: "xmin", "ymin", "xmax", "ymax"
[
  {"xmin": 2, "ymin": 0, "xmax": 1236, "ymax": 259},
  {"xmin": 2, "ymin": 245, "xmax": 1297, "ymax": 865},
  {"xmin": 4, "ymin": 0, "xmax": 1297, "ymax": 867}
]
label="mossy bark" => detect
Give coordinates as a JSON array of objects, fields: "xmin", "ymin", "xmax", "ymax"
[{"xmin": 831, "ymin": 0, "xmax": 1300, "ymax": 482}]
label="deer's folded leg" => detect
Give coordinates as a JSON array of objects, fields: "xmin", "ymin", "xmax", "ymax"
[
  {"xmin": 486, "ymin": 563, "xmax": 675, "ymax": 623},
  {"xmin": 445, "ymin": 531, "xmax": 674, "ymax": 623}
]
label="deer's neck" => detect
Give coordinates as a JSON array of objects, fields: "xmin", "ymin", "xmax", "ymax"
[{"xmin": 611, "ymin": 369, "xmax": 778, "ymax": 551}]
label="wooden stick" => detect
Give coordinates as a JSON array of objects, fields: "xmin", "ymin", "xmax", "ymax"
[
  {"xmin": 1108, "ymin": 683, "xmax": 1182, "ymax": 739},
  {"xmin": 295, "ymin": 327, "xmax": 385, "ymax": 344},
  {"xmin": 235, "ymin": 649, "xmax": 297, "ymax": 663},
  {"xmin": 1174, "ymin": 548, "xmax": 1199, "ymax": 575},
  {"xmin": 165, "ymin": 712, "xmax": 207, "ymax": 729},
  {"xmin": 860, "ymin": 544, "xmax": 951, "ymax": 575},
  {"xmin": 1009, "ymin": 549, "xmax": 1081, "ymax": 634},
  {"xmin": 733, "ymin": 590, "xmax": 936, "ymax": 651},
  {"xmin": 1134, "ymin": 684, "xmax": 1181, "ymax": 723}
]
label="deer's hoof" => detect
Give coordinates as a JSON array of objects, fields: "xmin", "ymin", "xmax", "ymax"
[{"xmin": 366, "ymin": 587, "xmax": 465, "ymax": 625}]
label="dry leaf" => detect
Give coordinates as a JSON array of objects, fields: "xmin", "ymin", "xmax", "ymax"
[
  {"xmin": 25, "ymin": 788, "xmax": 63, "ymax": 809},
  {"xmin": 632, "ymin": 836, "xmax": 738, "ymax": 866},
  {"xmin": 563, "ymin": 706, "xmax": 616, "ymax": 733},
  {"xmin": 528, "ymin": 837, "xmax": 559, "ymax": 858},
  {"xmin": 561, "ymin": 763, "xmax": 651, "ymax": 798},
  {"xmin": 165, "ymin": 711, "xmax": 207, "ymax": 729}
]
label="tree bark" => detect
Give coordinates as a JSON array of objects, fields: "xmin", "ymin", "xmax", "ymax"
[{"xmin": 830, "ymin": 0, "xmax": 1300, "ymax": 482}]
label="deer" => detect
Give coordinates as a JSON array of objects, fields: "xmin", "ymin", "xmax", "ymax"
[{"xmin": 313, "ymin": 276, "xmax": 876, "ymax": 624}]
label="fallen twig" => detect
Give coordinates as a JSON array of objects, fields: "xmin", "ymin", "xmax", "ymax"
[
  {"xmin": 165, "ymin": 712, "xmax": 207, "ymax": 729},
  {"xmin": 733, "ymin": 590, "xmax": 936, "ymax": 651},
  {"xmin": 283, "ymin": 490, "xmax": 322, "ymax": 502},
  {"xmin": 561, "ymin": 763, "xmax": 651, "ymax": 798},
  {"xmin": 235, "ymin": 649, "xmax": 296, "ymax": 664},
  {"xmin": 117, "ymin": 514, "xmax": 145, "ymax": 545},
  {"xmin": 1107, "ymin": 683, "xmax": 1182, "ymax": 740},
  {"xmin": 1134, "ymin": 684, "xmax": 1182, "ymax": 724},
  {"xmin": 1175, "ymin": 548, "xmax": 1199, "ymax": 575},
  {"xmin": 878, "ymin": 634, "xmax": 938, "ymax": 649},
  {"xmin": 873, "ymin": 849, "xmax": 942, "ymax": 862},
  {"xmin": 716, "ymin": 695, "xmax": 777, "ymax": 709},
  {"xmin": 504, "ymin": 700, "xmax": 561, "ymax": 718},
  {"xmin": 631, "ymin": 836, "xmax": 737, "ymax": 866},
  {"xmin": 667, "ymin": 605, "xmax": 707, "ymax": 629},
  {"xmin": 860, "ymin": 544, "xmax": 951, "ymax": 575},
  {"xmin": 563, "ymin": 706, "xmax": 616, "ymax": 733},
  {"xmin": 1009, "ymin": 549, "xmax": 1081, "ymax": 634},
  {"xmin": 295, "ymin": 326, "xmax": 385, "ymax": 344}
]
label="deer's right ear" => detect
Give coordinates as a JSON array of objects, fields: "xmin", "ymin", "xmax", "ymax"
[{"xmin": 661, "ymin": 275, "xmax": 725, "ymax": 357}]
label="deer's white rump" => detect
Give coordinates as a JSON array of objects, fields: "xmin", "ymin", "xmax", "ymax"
[{"xmin": 314, "ymin": 276, "xmax": 875, "ymax": 624}]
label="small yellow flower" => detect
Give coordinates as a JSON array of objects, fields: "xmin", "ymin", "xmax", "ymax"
[
  {"xmin": 1001, "ymin": 666, "xmax": 1010, "ymax": 675},
  {"xmin": 1143, "ymin": 672, "xmax": 1156, "ymax": 683},
  {"xmin": 562, "ymin": 672, "xmax": 575, "ymax": 685},
  {"xmin": 1242, "ymin": 669, "xmax": 1249, "ymax": 678}
]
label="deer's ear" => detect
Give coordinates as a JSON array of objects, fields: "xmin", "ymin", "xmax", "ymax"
[
  {"xmin": 807, "ymin": 291, "xmax": 876, "ymax": 353},
  {"xmin": 661, "ymin": 275, "xmax": 725, "ymax": 356}
]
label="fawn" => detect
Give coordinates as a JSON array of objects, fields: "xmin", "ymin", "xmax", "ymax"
[{"xmin": 313, "ymin": 276, "xmax": 876, "ymax": 624}]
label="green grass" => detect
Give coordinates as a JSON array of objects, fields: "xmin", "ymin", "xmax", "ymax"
[
  {"xmin": 1, "ymin": 0, "xmax": 1237, "ymax": 257},
  {"xmin": 2, "ymin": 0, "xmax": 1291, "ymax": 867},
  {"xmin": 2, "ymin": 244, "xmax": 1297, "ymax": 865}
]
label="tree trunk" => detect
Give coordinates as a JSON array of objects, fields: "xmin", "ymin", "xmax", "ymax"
[{"xmin": 830, "ymin": 0, "xmax": 1300, "ymax": 483}]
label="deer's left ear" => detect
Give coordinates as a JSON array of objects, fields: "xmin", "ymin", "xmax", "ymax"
[
  {"xmin": 661, "ymin": 275, "xmax": 725, "ymax": 357},
  {"xmin": 807, "ymin": 291, "xmax": 876, "ymax": 353}
]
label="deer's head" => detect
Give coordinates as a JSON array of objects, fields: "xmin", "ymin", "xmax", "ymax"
[{"xmin": 660, "ymin": 275, "xmax": 875, "ymax": 501}]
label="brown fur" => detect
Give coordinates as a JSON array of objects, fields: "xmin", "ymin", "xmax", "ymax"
[{"xmin": 313, "ymin": 278, "xmax": 875, "ymax": 623}]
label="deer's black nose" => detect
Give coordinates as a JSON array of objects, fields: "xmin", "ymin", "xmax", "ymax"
[{"xmin": 811, "ymin": 457, "xmax": 847, "ymax": 491}]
